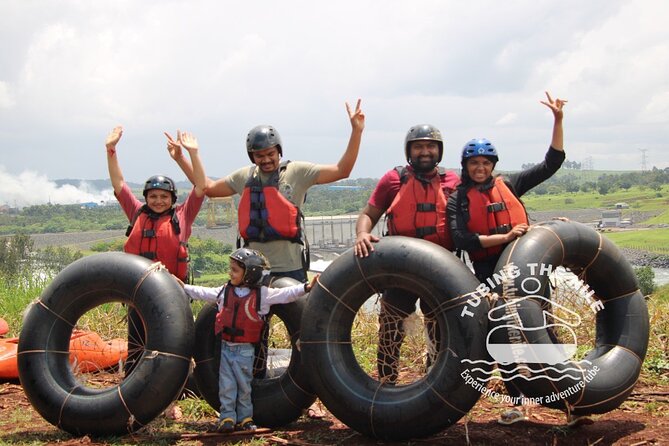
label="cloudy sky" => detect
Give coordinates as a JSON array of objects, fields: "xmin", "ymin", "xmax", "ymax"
[{"xmin": 1, "ymin": 0, "xmax": 668, "ymax": 205}]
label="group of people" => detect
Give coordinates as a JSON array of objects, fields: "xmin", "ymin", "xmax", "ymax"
[{"xmin": 106, "ymin": 92, "xmax": 570, "ymax": 432}]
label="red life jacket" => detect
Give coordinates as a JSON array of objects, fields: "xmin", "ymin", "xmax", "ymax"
[
  {"xmin": 465, "ymin": 176, "xmax": 529, "ymax": 261},
  {"xmin": 238, "ymin": 162, "xmax": 302, "ymax": 244},
  {"xmin": 124, "ymin": 206, "xmax": 189, "ymax": 281},
  {"xmin": 214, "ymin": 285, "xmax": 265, "ymax": 343},
  {"xmin": 386, "ymin": 166, "xmax": 458, "ymax": 251}
]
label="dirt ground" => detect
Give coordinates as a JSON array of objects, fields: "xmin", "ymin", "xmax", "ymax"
[{"xmin": 1, "ymin": 380, "xmax": 667, "ymax": 446}]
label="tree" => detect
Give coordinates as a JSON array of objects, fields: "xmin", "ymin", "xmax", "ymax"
[
  {"xmin": 0, "ymin": 233, "xmax": 34, "ymax": 280},
  {"xmin": 38, "ymin": 246, "xmax": 83, "ymax": 276}
]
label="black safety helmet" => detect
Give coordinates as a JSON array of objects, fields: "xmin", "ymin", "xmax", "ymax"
[
  {"xmin": 229, "ymin": 248, "xmax": 270, "ymax": 286},
  {"xmin": 246, "ymin": 125, "xmax": 283, "ymax": 162},
  {"xmin": 404, "ymin": 124, "xmax": 444, "ymax": 166},
  {"xmin": 143, "ymin": 175, "xmax": 177, "ymax": 204}
]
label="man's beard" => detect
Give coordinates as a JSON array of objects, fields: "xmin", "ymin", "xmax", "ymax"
[{"xmin": 411, "ymin": 157, "xmax": 437, "ymax": 173}]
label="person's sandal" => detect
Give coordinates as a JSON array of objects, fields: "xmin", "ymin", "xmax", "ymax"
[
  {"xmin": 305, "ymin": 402, "xmax": 326, "ymax": 419},
  {"xmin": 497, "ymin": 408, "xmax": 527, "ymax": 425},
  {"xmin": 237, "ymin": 417, "xmax": 257, "ymax": 431}
]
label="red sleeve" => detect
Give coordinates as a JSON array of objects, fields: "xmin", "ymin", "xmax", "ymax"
[
  {"xmin": 115, "ymin": 183, "xmax": 143, "ymax": 221},
  {"xmin": 175, "ymin": 187, "xmax": 205, "ymax": 242},
  {"xmin": 440, "ymin": 170, "xmax": 461, "ymax": 198},
  {"xmin": 368, "ymin": 169, "xmax": 401, "ymax": 211}
]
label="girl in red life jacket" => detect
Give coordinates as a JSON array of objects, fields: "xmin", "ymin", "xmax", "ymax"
[
  {"xmin": 446, "ymin": 92, "xmax": 587, "ymax": 428},
  {"xmin": 179, "ymin": 248, "xmax": 318, "ymax": 433},
  {"xmin": 447, "ymin": 92, "xmax": 567, "ymax": 283},
  {"xmin": 105, "ymin": 126, "xmax": 207, "ymax": 383},
  {"xmin": 106, "ymin": 126, "xmax": 207, "ymax": 280}
]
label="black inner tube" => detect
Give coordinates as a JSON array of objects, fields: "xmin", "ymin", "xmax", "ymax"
[
  {"xmin": 17, "ymin": 252, "xmax": 194, "ymax": 436},
  {"xmin": 300, "ymin": 236, "xmax": 491, "ymax": 441},
  {"xmin": 490, "ymin": 220, "xmax": 649, "ymax": 415}
]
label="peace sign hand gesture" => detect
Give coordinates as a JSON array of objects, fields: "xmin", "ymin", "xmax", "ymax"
[
  {"xmin": 346, "ymin": 99, "xmax": 365, "ymax": 132},
  {"xmin": 540, "ymin": 91, "xmax": 567, "ymax": 121},
  {"xmin": 164, "ymin": 131, "xmax": 183, "ymax": 161}
]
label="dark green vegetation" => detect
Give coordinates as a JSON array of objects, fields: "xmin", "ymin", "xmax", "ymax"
[{"xmin": 4, "ymin": 169, "xmax": 669, "ymax": 235}]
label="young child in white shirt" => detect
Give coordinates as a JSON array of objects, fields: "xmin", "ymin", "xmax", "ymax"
[{"xmin": 181, "ymin": 248, "xmax": 317, "ymax": 433}]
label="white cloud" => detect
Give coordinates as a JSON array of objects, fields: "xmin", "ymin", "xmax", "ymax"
[
  {"xmin": 0, "ymin": 0, "xmax": 668, "ymax": 182},
  {"xmin": 0, "ymin": 82, "xmax": 15, "ymax": 109},
  {"xmin": 495, "ymin": 113, "xmax": 518, "ymax": 126}
]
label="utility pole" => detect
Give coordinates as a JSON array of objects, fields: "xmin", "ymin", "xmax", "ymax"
[
  {"xmin": 639, "ymin": 148, "xmax": 648, "ymax": 172},
  {"xmin": 583, "ymin": 157, "xmax": 593, "ymax": 171}
]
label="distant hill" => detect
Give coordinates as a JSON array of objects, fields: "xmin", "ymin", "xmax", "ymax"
[
  {"xmin": 57, "ymin": 170, "xmax": 643, "ymax": 193},
  {"xmin": 54, "ymin": 178, "xmax": 213, "ymax": 191}
]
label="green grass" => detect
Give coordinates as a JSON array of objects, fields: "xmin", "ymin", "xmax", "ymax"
[
  {"xmin": 522, "ymin": 185, "xmax": 669, "ymax": 213},
  {"xmin": 602, "ymin": 229, "xmax": 669, "ymax": 255},
  {"xmin": 644, "ymin": 209, "xmax": 669, "ymax": 225},
  {"xmin": 0, "ymin": 277, "xmax": 51, "ymax": 338},
  {"xmin": 193, "ymin": 272, "xmax": 229, "ymax": 287},
  {"xmin": 642, "ymin": 284, "xmax": 669, "ymax": 383}
]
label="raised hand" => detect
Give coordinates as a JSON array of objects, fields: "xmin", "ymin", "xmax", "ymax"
[
  {"xmin": 346, "ymin": 99, "xmax": 365, "ymax": 131},
  {"xmin": 540, "ymin": 91, "xmax": 567, "ymax": 120},
  {"xmin": 105, "ymin": 126, "xmax": 123, "ymax": 155},
  {"xmin": 164, "ymin": 131, "xmax": 183, "ymax": 160},
  {"xmin": 180, "ymin": 131, "xmax": 199, "ymax": 153}
]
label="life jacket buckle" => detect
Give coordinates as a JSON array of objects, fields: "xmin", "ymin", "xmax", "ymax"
[
  {"xmin": 487, "ymin": 202, "xmax": 506, "ymax": 213},
  {"xmin": 415, "ymin": 226, "xmax": 437, "ymax": 237},
  {"xmin": 416, "ymin": 203, "xmax": 436, "ymax": 212},
  {"xmin": 490, "ymin": 224, "xmax": 512, "ymax": 235}
]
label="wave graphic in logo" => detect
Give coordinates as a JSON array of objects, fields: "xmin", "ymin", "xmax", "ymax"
[{"xmin": 461, "ymin": 358, "xmax": 592, "ymax": 382}]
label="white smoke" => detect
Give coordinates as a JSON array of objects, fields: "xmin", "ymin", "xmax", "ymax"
[{"xmin": 0, "ymin": 166, "xmax": 116, "ymax": 208}]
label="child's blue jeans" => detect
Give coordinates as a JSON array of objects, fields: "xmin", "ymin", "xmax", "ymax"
[{"xmin": 218, "ymin": 341, "xmax": 254, "ymax": 423}]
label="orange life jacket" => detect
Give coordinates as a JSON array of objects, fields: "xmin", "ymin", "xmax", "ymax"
[
  {"xmin": 214, "ymin": 285, "xmax": 265, "ymax": 343},
  {"xmin": 465, "ymin": 176, "xmax": 529, "ymax": 261},
  {"xmin": 124, "ymin": 206, "xmax": 189, "ymax": 281},
  {"xmin": 238, "ymin": 162, "xmax": 302, "ymax": 244},
  {"xmin": 386, "ymin": 167, "xmax": 456, "ymax": 250}
]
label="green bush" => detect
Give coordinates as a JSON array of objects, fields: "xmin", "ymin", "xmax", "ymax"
[
  {"xmin": 90, "ymin": 239, "xmax": 125, "ymax": 252},
  {"xmin": 634, "ymin": 265, "xmax": 656, "ymax": 296}
]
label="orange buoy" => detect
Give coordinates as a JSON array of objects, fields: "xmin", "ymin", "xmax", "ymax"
[
  {"xmin": 0, "ymin": 337, "xmax": 19, "ymax": 379},
  {"xmin": 0, "ymin": 318, "xmax": 8, "ymax": 336},
  {"xmin": 1, "ymin": 330, "xmax": 127, "ymax": 380}
]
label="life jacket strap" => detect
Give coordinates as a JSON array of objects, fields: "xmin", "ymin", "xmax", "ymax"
[
  {"xmin": 487, "ymin": 202, "xmax": 507, "ymax": 213},
  {"xmin": 416, "ymin": 203, "xmax": 437, "ymax": 212},
  {"xmin": 223, "ymin": 326, "xmax": 245, "ymax": 337},
  {"xmin": 490, "ymin": 224, "xmax": 512, "ymax": 235},
  {"xmin": 415, "ymin": 226, "xmax": 437, "ymax": 238}
]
